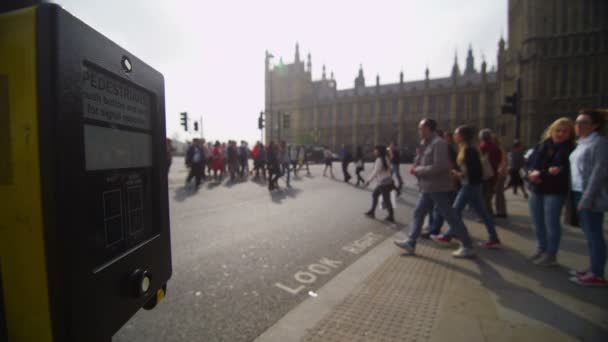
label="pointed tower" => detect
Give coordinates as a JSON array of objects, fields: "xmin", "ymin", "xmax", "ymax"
[
  {"xmin": 322, "ymin": 65, "xmax": 326, "ymax": 80},
  {"xmin": 451, "ymin": 51, "xmax": 460, "ymax": 78},
  {"xmin": 307, "ymin": 53, "xmax": 312, "ymax": 72},
  {"xmin": 464, "ymin": 44, "xmax": 476, "ymax": 75},
  {"xmin": 354, "ymin": 64, "xmax": 365, "ymax": 89},
  {"xmin": 481, "ymin": 55, "xmax": 487, "ymax": 84},
  {"xmin": 295, "ymin": 42, "xmax": 300, "ymax": 63},
  {"xmin": 376, "ymin": 74, "xmax": 380, "ymax": 93},
  {"xmin": 425, "ymin": 66, "xmax": 430, "ymax": 88}
]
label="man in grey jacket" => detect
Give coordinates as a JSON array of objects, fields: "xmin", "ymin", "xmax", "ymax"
[{"xmin": 394, "ymin": 119, "xmax": 475, "ymax": 258}]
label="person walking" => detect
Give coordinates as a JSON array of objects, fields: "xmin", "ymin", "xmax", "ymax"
[
  {"xmin": 267, "ymin": 141, "xmax": 280, "ymax": 191},
  {"xmin": 394, "ymin": 118, "xmax": 475, "ymax": 258},
  {"xmin": 431, "ymin": 125, "xmax": 501, "ymax": 248},
  {"xmin": 185, "ymin": 138, "xmax": 204, "ymax": 189},
  {"xmin": 421, "ymin": 131, "xmax": 459, "ymax": 239},
  {"xmin": 289, "ymin": 143, "xmax": 299, "ymax": 177},
  {"xmin": 527, "ymin": 117, "xmax": 575, "ymax": 266},
  {"xmin": 388, "ymin": 142, "xmax": 404, "ymax": 194},
  {"xmin": 505, "ymin": 140, "xmax": 528, "ymax": 198},
  {"xmin": 363, "ymin": 146, "xmax": 395, "ymax": 222},
  {"xmin": 323, "ymin": 146, "xmax": 334, "ymax": 177},
  {"xmin": 212, "ymin": 141, "xmax": 224, "ymax": 181},
  {"xmin": 279, "ymin": 141, "xmax": 291, "ymax": 187},
  {"xmin": 297, "ymin": 145, "xmax": 310, "ymax": 176},
  {"xmin": 238, "ymin": 141, "xmax": 249, "ymax": 179},
  {"xmin": 493, "ymin": 135, "xmax": 508, "ymax": 218},
  {"xmin": 355, "ymin": 145, "xmax": 365, "ymax": 186},
  {"xmin": 341, "ymin": 144, "xmax": 352, "ymax": 183},
  {"xmin": 568, "ymin": 109, "xmax": 608, "ymax": 286},
  {"xmin": 479, "ymin": 129, "xmax": 502, "ymax": 216},
  {"xmin": 227, "ymin": 140, "xmax": 239, "ymax": 182},
  {"xmin": 253, "ymin": 143, "xmax": 267, "ymax": 181}
]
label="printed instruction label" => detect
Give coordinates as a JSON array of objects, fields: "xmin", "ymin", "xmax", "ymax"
[{"xmin": 82, "ymin": 66, "xmax": 152, "ymax": 130}]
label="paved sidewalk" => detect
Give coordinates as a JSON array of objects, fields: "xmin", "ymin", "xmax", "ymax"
[{"xmin": 256, "ymin": 190, "xmax": 608, "ymax": 342}]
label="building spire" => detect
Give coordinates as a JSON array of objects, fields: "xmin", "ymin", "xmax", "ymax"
[
  {"xmin": 295, "ymin": 42, "xmax": 300, "ymax": 63},
  {"xmin": 322, "ymin": 64, "xmax": 326, "ymax": 79},
  {"xmin": 425, "ymin": 66, "xmax": 429, "ymax": 80},
  {"xmin": 355, "ymin": 64, "xmax": 365, "ymax": 89},
  {"xmin": 451, "ymin": 51, "xmax": 460, "ymax": 78},
  {"xmin": 464, "ymin": 44, "xmax": 476, "ymax": 75},
  {"xmin": 307, "ymin": 53, "xmax": 312, "ymax": 72}
]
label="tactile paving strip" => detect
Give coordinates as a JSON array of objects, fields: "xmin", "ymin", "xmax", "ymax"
[{"xmin": 302, "ymin": 244, "xmax": 453, "ymax": 342}]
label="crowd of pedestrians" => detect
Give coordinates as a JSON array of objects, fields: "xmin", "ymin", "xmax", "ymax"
[
  {"xmin": 388, "ymin": 110, "xmax": 607, "ymax": 287},
  {"xmin": 170, "ymin": 109, "xmax": 607, "ymax": 287},
  {"xmin": 181, "ymin": 139, "xmax": 311, "ymax": 192}
]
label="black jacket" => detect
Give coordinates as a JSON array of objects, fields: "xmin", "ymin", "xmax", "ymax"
[{"xmin": 528, "ymin": 139, "xmax": 575, "ymax": 195}]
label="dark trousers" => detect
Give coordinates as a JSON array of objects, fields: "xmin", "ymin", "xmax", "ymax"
[
  {"xmin": 370, "ymin": 183, "xmax": 394, "ymax": 218},
  {"xmin": 355, "ymin": 167, "xmax": 365, "ymax": 185},
  {"xmin": 186, "ymin": 163, "xmax": 204, "ymax": 187},
  {"xmin": 268, "ymin": 165, "xmax": 280, "ymax": 189},
  {"xmin": 342, "ymin": 161, "xmax": 351, "ymax": 182}
]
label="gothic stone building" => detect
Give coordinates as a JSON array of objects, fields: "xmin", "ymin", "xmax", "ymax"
[{"xmin": 265, "ymin": 0, "xmax": 608, "ymax": 153}]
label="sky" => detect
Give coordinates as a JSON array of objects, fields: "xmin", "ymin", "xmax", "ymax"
[{"xmin": 56, "ymin": 0, "xmax": 507, "ymax": 144}]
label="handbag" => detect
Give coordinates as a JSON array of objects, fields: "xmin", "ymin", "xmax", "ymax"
[{"xmin": 481, "ymin": 153, "xmax": 495, "ymax": 180}]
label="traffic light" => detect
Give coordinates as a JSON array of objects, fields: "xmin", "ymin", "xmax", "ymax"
[
  {"xmin": 180, "ymin": 112, "xmax": 188, "ymax": 131},
  {"xmin": 258, "ymin": 112, "xmax": 264, "ymax": 129},
  {"xmin": 501, "ymin": 93, "xmax": 518, "ymax": 115},
  {"xmin": 193, "ymin": 121, "xmax": 199, "ymax": 131}
]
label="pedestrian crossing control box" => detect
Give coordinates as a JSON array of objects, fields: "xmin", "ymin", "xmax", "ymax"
[{"xmin": 0, "ymin": 3, "xmax": 172, "ymax": 341}]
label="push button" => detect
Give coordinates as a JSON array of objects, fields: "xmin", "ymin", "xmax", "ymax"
[{"xmin": 129, "ymin": 269, "xmax": 151, "ymax": 297}]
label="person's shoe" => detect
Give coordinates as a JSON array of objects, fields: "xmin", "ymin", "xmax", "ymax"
[
  {"xmin": 569, "ymin": 273, "xmax": 608, "ymax": 287},
  {"xmin": 394, "ymin": 239, "xmax": 415, "ymax": 254},
  {"xmin": 452, "ymin": 246, "xmax": 476, "ymax": 258},
  {"xmin": 479, "ymin": 240, "xmax": 501, "ymax": 249},
  {"xmin": 364, "ymin": 211, "xmax": 375, "ymax": 219},
  {"xmin": 494, "ymin": 214, "xmax": 508, "ymax": 219},
  {"xmin": 384, "ymin": 216, "xmax": 395, "ymax": 223},
  {"xmin": 430, "ymin": 234, "xmax": 453, "ymax": 247},
  {"xmin": 568, "ymin": 269, "xmax": 590, "ymax": 278},
  {"xmin": 528, "ymin": 250, "xmax": 544, "ymax": 262},
  {"xmin": 535, "ymin": 254, "xmax": 557, "ymax": 267}
]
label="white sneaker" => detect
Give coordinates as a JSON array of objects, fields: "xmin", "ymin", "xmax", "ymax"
[{"xmin": 452, "ymin": 246, "xmax": 476, "ymax": 258}]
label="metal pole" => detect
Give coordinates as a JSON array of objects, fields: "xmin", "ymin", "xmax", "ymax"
[{"xmin": 515, "ymin": 78, "xmax": 521, "ymax": 140}]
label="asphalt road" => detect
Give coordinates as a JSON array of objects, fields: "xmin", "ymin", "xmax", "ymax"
[{"xmin": 113, "ymin": 157, "xmax": 418, "ymax": 342}]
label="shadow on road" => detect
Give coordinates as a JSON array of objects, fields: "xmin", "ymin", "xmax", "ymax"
[
  {"xmin": 269, "ymin": 187, "xmax": 302, "ymax": 204},
  {"xmin": 173, "ymin": 186, "xmax": 198, "ymax": 202},
  {"xmin": 409, "ymin": 251, "xmax": 608, "ymax": 341}
]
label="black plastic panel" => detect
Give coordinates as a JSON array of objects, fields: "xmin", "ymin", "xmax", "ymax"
[{"xmin": 37, "ymin": 4, "xmax": 172, "ymax": 341}]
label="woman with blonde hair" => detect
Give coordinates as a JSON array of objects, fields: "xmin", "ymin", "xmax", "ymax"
[{"xmin": 527, "ymin": 117, "xmax": 575, "ymax": 266}]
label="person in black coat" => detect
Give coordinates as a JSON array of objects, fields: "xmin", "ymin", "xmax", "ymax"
[{"xmin": 341, "ymin": 144, "xmax": 352, "ymax": 183}]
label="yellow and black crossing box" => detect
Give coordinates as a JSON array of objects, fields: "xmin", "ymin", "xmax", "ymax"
[{"xmin": 0, "ymin": 2, "xmax": 172, "ymax": 341}]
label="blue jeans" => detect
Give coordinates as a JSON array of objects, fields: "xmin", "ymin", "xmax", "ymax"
[
  {"xmin": 447, "ymin": 184, "xmax": 499, "ymax": 241},
  {"xmin": 528, "ymin": 191, "xmax": 565, "ymax": 256},
  {"xmin": 392, "ymin": 163, "xmax": 403, "ymax": 188},
  {"xmin": 429, "ymin": 191, "xmax": 457, "ymax": 234},
  {"xmin": 574, "ymin": 191, "xmax": 606, "ymax": 278},
  {"xmin": 408, "ymin": 192, "xmax": 472, "ymax": 248},
  {"xmin": 282, "ymin": 162, "xmax": 291, "ymax": 183}
]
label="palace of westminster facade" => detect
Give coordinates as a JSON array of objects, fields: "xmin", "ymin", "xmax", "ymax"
[{"xmin": 264, "ymin": 0, "xmax": 608, "ymax": 153}]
